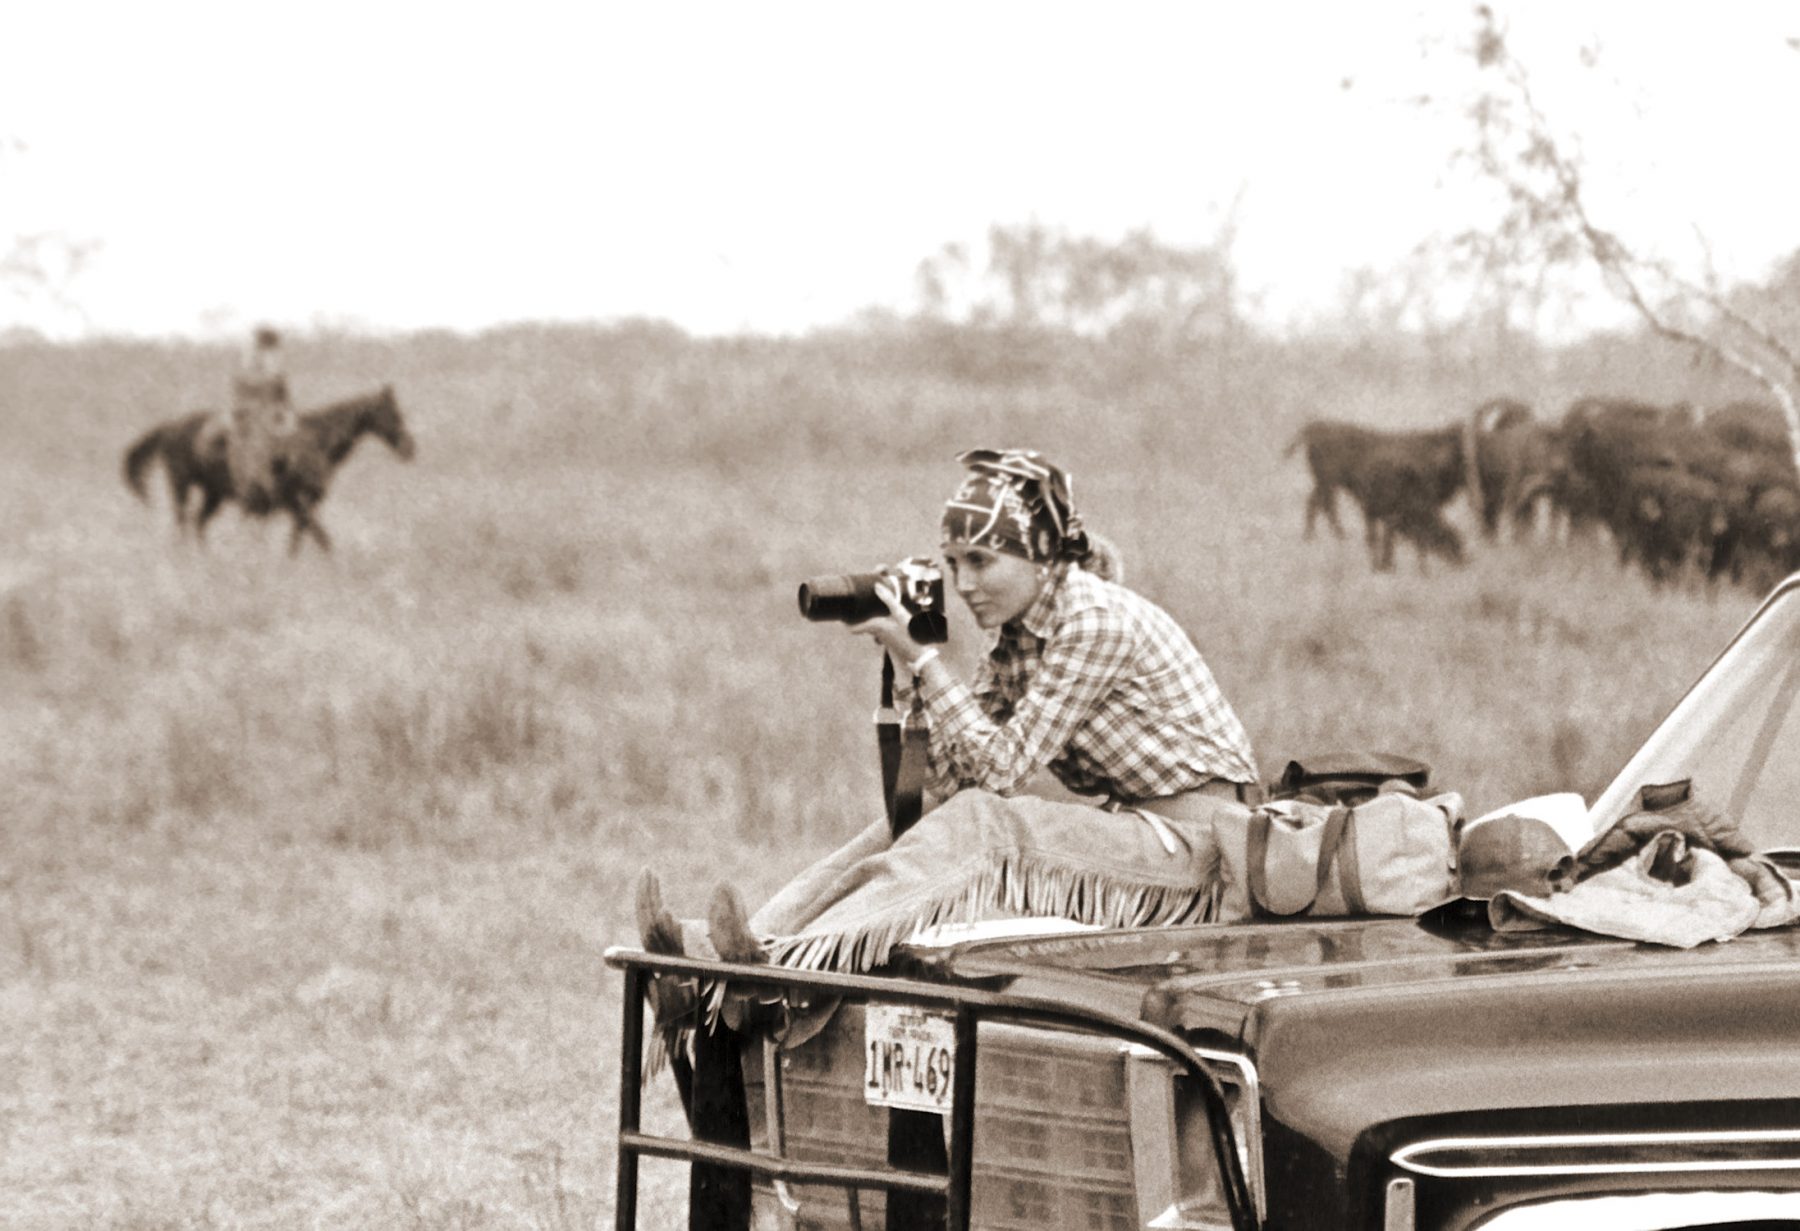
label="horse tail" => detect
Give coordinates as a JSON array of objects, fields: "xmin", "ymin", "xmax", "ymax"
[{"xmin": 123, "ymin": 426, "xmax": 165, "ymax": 500}]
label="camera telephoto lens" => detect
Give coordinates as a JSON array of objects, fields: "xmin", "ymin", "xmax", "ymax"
[{"xmin": 796, "ymin": 573, "xmax": 883, "ymax": 624}]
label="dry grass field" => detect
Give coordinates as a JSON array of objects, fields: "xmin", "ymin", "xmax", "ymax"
[{"xmin": 0, "ymin": 324, "xmax": 1767, "ymax": 1227}]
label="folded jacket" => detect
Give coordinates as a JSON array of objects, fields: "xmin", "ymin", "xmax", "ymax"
[{"xmin": 1485, "ymin": 780, "xmax": 1800, "ymax": 947}]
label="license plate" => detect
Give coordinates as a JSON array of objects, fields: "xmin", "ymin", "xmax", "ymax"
[{"xmin": 862, "ymin": 1005, "xmax": 957, "ymax": 1112}]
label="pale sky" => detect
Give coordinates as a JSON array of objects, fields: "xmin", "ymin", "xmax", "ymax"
[{"xmin": 4, "ymin": 1, "xmax": 1798, "ymax": 339}]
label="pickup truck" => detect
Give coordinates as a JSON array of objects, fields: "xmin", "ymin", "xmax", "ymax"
[{"xmin": 606, "ymin": 575, "xmax": 1800, "ymax": 1230}]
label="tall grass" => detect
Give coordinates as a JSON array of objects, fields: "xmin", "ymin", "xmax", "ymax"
[{"xmin": 0, "ymin": 323, "xmax": 1765, "ymax": 1226}]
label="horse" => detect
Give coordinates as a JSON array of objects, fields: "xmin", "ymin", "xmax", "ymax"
[{"xmin": 123, "ymin": 384, "xmax": 417, "ymax": 554}]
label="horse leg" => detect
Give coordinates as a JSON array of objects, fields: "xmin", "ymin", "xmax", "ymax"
[
  {"xmin": 167, "ymin": 473, "xmax": 189, "ymax": 533},
  {"xmin": 287, "ymin": 500, "xmax": 332, "ymax": 555},
  {"xmin": 195, "ymin": 491, "xmax": 225, "ymax": 543},
  {"xmin": 1371, "ymin": 519, "xmax": 1397, "ymax": 572}
]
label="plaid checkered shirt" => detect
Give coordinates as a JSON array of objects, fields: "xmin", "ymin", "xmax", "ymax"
[{"xmin": 912, "ymin": 565, "xmax": 1259, "ymax": 803}]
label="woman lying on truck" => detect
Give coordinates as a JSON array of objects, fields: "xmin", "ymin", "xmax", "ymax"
[{"xmin": 638, "ymin": 446, "xmax": 1261, "ymax": 981}]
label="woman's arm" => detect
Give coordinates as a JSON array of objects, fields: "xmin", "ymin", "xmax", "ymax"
[
  {"xmin": 851, "ymin": 580, "xmax": 1132, "ymax": 797},
  {"xmin": 893, "ymin": 650, "xmax": 994, "ymax": 802},
  {"xmin": 915, "ymin": 610, "xmax": 1132, "ymax": 795}
]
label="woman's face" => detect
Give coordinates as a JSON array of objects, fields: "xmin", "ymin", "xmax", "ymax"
[{"xmin": 941, "ymin": 544, "xmax": 1043, "ymax": 629}]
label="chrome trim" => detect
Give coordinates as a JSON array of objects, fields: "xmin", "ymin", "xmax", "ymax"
[
  {"xmin": 1126, "ymin": 1042, "xmax": 1265, "ymax": 1220},
  {"xmin": 1383, "ymin": 1177, "xmax": 1415, "ymax": 1231},
  {"xmin": 1472, "ymin": 1190, "xmax": 1800, "ymax": 1228},
  {"xmin": 1199, "ymin": 1045, "xmax": 1263, "ymax": 1214},
  {"xmin": 1392, "ymin": 1128, "xmax": 1800, "ymax": 1178}
]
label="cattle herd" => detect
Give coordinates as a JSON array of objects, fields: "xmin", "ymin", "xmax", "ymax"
[{"xmin": 1287, "ymin": 396, "xmax": 1800, "ymax": 591}]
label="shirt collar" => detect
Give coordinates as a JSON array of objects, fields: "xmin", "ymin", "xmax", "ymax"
[{"xmin": 1005, "ymin": 562, "xmax": 1071, "ymax": 640}]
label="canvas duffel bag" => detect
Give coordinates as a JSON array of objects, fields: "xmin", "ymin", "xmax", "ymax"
[{"xmin": 1217, "ymin": 788, "xmax": 1462, "ymax": 920}]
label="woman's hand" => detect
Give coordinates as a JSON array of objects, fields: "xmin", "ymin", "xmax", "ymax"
[{"xmin": 848, "ymin": 580, "xmax": 930, "ymax": 667}]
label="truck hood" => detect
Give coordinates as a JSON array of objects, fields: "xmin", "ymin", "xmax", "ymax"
[{"xmin": 906, "ymin": 913, "xmax": 1800, "ymax": 1155}]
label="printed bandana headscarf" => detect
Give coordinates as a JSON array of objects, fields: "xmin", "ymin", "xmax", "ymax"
[{"xmin": 940, "ymin": 448, "xmax": 1089, "ymax": 564}]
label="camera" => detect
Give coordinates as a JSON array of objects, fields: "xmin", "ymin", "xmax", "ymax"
[{"xmin": 797, "ymin": 556, "xmax": 948, "ymax": 644}]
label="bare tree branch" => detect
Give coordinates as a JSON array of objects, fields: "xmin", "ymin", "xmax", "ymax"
[{"xmin": 1463, "ymin": 4, "xmax": 1800, "ymax": 471}]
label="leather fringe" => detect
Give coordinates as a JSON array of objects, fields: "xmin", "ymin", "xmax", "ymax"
[
  {"xmin": 767, "ymin": 848, "xmax": 1213, "ymax": 973},
  {"xmin": 641, "ymin": 976, "xmax": 738, "ymax": 1084}
]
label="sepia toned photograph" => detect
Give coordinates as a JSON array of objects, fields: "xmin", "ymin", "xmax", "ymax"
[{"xmin": 6, "ymin": 3, "xmax": 1800, "ymax": 1228}]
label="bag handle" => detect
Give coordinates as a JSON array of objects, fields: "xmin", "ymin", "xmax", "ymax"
[
  {"xmin": 1247, "ymin": 805, "xmax": 1356, "ymax": 917},
  {"xmin": 1331, "ymin": 806, "xmax": 1366, "ymax": 914}
]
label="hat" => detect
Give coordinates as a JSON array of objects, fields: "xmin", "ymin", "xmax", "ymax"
[
  {"xmin": 941, "ymin": 448, "xmax": 1089, "ymax": 564},
  {"xmin": 1456, "ymin": 813, "xmax": 1576, "ymax": 900}
]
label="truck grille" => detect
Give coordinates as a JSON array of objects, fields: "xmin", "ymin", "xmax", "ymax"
[{"xmin": 743, "ymin": 1002, "xmax": 1142, "ymax": 1230}]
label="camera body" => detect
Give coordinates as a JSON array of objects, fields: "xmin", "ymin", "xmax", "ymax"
[{"xmin": 797, "ymin": 556, "xmax": 948, "ymax": 645}]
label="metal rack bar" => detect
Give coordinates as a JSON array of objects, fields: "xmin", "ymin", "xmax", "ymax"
[
  {"xmin": 615, "ymin": 964, "xmax": 643, "ymax": 1231},
  {"xmin": 619, "ymin": 1131, "xmax": 952, "ymax": 1194},
  {"xmin": 605, "ymin": 946, "xmax": 1258, "ymax": 1231}
]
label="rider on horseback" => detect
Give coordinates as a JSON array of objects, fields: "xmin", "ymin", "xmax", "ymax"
[{"xmin": 222, "ymin": 325, "xmax": 297, "ymax": 509}]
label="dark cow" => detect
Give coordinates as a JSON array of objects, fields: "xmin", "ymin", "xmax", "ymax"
[
  {"xmin": 1285, "ymin": 411, "xmax": 1482, "ymax": 570},
  {"xmin": 1469, "ymin": 399, "xmax": 1569, "ymax": 542},
  {"xmin": 1738, "ymin": 485, "xmax": 1800, "ymax": 590},
  {"xmin": 1334, "ymin": 424, "xmax": 1472, "ymax": 572},
  {"xmin": 1360, "ymin": 482, "xmax": 1467, "ymax": 572},
  {"xmin": 1613, "ymin": 463, "xmax": 1729, "ymax": 585},
  {"xmin": 1284, "ymin": 420, "xmax": 1379, "ymax": 540},
  {"xmin": 1556, "ymin": 398, "xmax": 1697, "ymax": 557},
  {"xmin": 1686, "ymin": 409, "xmax": 1800, "ymax": 585}
]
